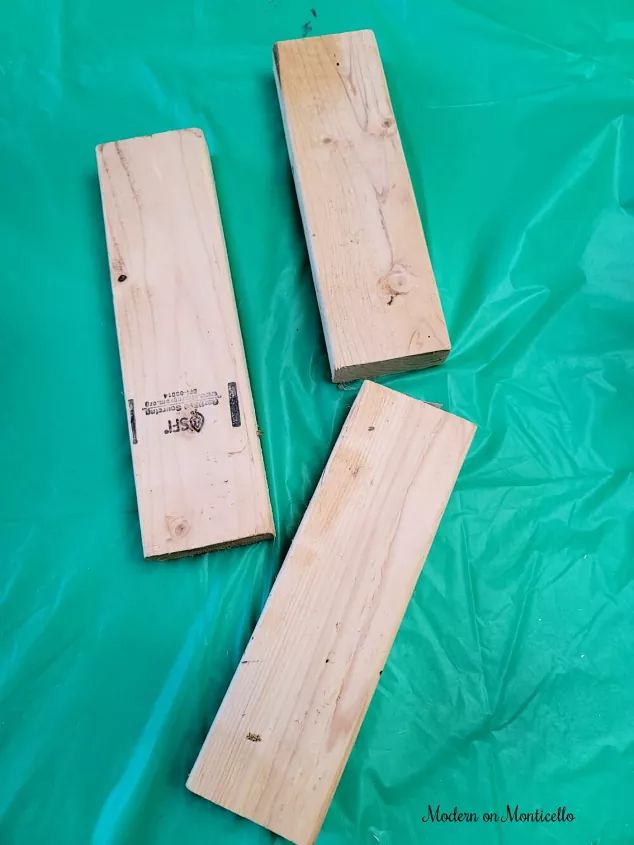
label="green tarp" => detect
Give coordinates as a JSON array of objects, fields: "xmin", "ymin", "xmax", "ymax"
[{"xmin": 1, "ymin": 1, "xmax": 633, "ymax": 843}]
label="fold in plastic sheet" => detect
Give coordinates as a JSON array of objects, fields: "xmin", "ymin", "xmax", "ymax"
[{"xmin": 1, "ymin": 1, "xmax": 633, "ymax": 843}]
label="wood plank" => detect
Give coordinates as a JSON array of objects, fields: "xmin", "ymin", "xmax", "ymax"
[
  {"xmin": 187, "ymin": 380, "xmax": 475, "ymax": 844},
  {"xmin": 273, "ymin": 30, "xmax": 451, "ymax": 383},
  {"xmin": 96, "ymin": 129, "xmax": 274, "ymax": 558}
]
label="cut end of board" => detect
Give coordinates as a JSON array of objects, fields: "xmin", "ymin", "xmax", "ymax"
[
  {"xmin": 274, "ymin": 27, "xmax": 376, "ymax": 50},
  {"xmin": 146, "ymin": 529, "xmax": 275, "ymax": 561},
  {"xmin": 96, "ymin": 127, "xmax": 204, "ymax": 155},
  {"xmin": 186, "ymin": 767, "xmax": 320, "ymax": 845},
  {"xmin": 332, "ymin": 346, "xmax": 450, "ymax": 383}
]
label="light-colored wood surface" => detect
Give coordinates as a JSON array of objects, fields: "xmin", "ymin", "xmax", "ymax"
[
  {"xmin": 274, "ymin": 30, "xmax": 450, "ymax": 383},
  {"xmin": 187, "ymin": 380, "xmax": 475, "ymax": 844},
  {"xmin": 97, "ymin": 129, "xmax": 274, "ymax": 558}
]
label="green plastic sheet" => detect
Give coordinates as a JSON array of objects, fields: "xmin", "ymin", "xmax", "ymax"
[{"xmin": 2, "ymin": 1, "xmax": 633, "ymax": 843}]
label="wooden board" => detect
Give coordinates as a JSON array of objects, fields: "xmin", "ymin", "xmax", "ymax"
[
  {"xmin": 187, "ymin": 380, "xmax": 475, "ymax": 844},
  {"xmin": 273, "ymin": 30, "xmax": 451, "ymax": 383},
  {"xmin": 96, "ymin": 129, "xmax": 274, "ymax": 558}
]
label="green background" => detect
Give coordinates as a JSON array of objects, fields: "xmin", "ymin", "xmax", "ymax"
[{"xmin": 1, "ymin": 1, "xmax": 633, "ymax": 843}]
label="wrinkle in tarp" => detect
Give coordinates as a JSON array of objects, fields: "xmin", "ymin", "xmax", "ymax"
[{"xmin": 1, "ymin": 1, "xmax": 633, "ymax": 843}]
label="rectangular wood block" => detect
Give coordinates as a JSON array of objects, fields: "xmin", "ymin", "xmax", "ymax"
[
  {"xmin": 97, "ymin": 129, "xmax": 274, "ymax": 558},
  {"xmin": 187, "ymin": 380, "xmax": 475, "ymax": 844},
  {"xmin": 274, "ymin": 30, "xmax": 451, "ymax": 383}
]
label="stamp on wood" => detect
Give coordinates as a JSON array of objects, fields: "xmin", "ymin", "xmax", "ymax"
[{"xmin": 97, "ymin": 129, "xmax": 274, "ymax": 558}]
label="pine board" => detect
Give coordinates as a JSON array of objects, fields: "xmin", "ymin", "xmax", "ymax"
[
  {"xmin": 187, "ymin": 380, "xmax": 475, "ymax": 844},
  {"xmin": 274, "ymin": 30, "xmax": 450, "ymax": 382},
  {"xmin": 96, "ymin": 129, "xmax": 274, "ymax": 558}
]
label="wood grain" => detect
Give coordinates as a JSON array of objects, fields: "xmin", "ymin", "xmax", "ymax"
[
  {"xmin": 97, "ymin": 129, "xmax": 274, "ymax": 558},
  {"xmin": 187, "ymin": 380, "xmax": 475, "ymax": 844},
  {"xmin": 274, "ymin": 30, "xmax": 450, "ymax": 383}
]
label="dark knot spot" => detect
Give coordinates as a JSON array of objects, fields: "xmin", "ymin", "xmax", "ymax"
[
  {"xmin": 166, "ymin": 516, "xmax": 191, "ymax": 539},
  {"xmin": 379, "ymin": 264, "xmax": 415, "ymax": 304},
  {"xmin": 118, "ymin": 274, "xmax": 127, "ymax": 282},
  {"xmin": 322, "ymin": 136, "xmax": 332, "ymax": 145},
  {"xmin": 382, "ymin": 118, "xmax": 393, "ymax": 129}
]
